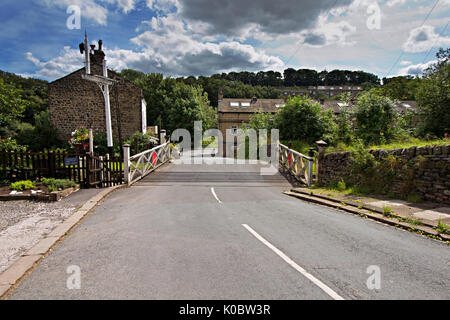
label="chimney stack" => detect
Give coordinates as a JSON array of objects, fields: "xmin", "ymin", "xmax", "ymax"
[
  {"xmin": 90, "ymin": 40, "xmax": 106, "ymax": 67},
  {"xmin": 218, "ymin": 88, "xmax": 223, "ymax": 101}
]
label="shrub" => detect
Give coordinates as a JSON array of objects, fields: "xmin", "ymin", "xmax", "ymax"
[
  {"xmin": 354, "ymin": 90, "xmax": 398, "ymax": 145},
  {"xmin": 383, "ymin": 206, "xmax": 393, "ymax": 217},
  {"xmin": 336, "ymin": 178, "xmax": 347, "ymax": 192},
  {"xmin": 125, "ymin": 131, "xmax": 158, "ymax": 154},
  {"xmin": 437, "ymin": 219, "xmax": 450, "ymax": 235},
  {"xmin": 41, "ymin": 178, "xmax": 76, "ymax": 192},
  {"xmin": 0, "ymin": 137, "xmax": 27, "ymax": 152},
  {"xmin": 10, "ymin": 180, "xmax": 36, "ymax": 191},
  {"xmin": 93, "ymin": 131, "xmax": 121, "ymax": 156},
  {"xmin": 274, "ymin": 96, "xmax": 336, "ymax": 144}
]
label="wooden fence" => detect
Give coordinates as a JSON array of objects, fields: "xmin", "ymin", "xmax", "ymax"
[{"xmin": 0, "ymin": 150, "xmax": 123, "ymax": 188}]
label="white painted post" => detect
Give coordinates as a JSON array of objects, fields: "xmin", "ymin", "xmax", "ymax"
[
  {"xmin": 141, "ymin": 99, "xmax": 147, "ymax": 134},
  {"xmin": 103, "ymin": 59, "xmax": 113, "ymax": 148},
  {"xmin": 89, "ymin": 128, "xmax": 94, "ymax": 155},
  {"xmin": 103, "ymin": 85, "xmax": 113, "ymax": 148},
  {"xmin": 123, "ymin": 144, "xmax": 130, "ymax": 185}
]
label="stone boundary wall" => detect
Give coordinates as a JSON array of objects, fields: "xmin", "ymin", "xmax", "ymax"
[{"xmin": 318, "ymin": 144, "xmax": 450, "ymax": 205}]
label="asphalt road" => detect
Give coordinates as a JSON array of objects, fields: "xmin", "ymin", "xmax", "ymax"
[{"xmin": 9, "ymin": 157, "xmax": 450, "ymax": 300}]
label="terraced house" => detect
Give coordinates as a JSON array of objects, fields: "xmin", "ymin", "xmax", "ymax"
[{"xmin": 217, "ymin": 90, "xmax": 285, "ymax": 156}]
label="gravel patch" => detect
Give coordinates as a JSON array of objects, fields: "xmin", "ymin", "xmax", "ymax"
[{"xmin": 0, "ymin": 200, "xmax": 76, "ymax": 273}]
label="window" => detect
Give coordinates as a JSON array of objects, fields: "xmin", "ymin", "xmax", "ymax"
[
  {"xmin": 241, "ymin": 102, "xmax": 250, "ymax": 107},
  {"xmin": 230, "ymin": 102, "xmax": 239, "ymax": 107},
  {"xmin": 275, "ymin": 104, "xmax": 285, "ymax": 108},
  {"xmin": 231, "ymin": 126, "xmax": 238, "ymax": 134}
]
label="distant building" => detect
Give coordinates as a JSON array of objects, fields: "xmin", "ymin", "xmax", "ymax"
[
  {"xmin": 281, "ymin": 86, "xmax": 363, "ymax": 99},
  {"xmin": 217, "ymin": 90, "xmax": 285, "ymax": 156},
  {"xmin": 320, "ymin": 100, "xmax": 419, "ymax": 116},
  {"xmin": 48, "ymin": 41, "xmax": 147, "ymax": 144}
]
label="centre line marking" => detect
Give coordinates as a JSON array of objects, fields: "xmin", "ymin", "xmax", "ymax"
[
  {"xmin": 242, "ymin": 224, "xmax": 344, "ymax": 300},
  {"xmin": 211, "ymin": 187, "xmax": 222, "ymax": 204}
]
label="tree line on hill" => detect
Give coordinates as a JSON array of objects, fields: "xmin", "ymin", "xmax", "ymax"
[{"xmin": 173, "ymin": 68, "xmax": 380, "ymax": 88}]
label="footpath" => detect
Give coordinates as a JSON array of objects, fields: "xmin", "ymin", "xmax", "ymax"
[{"xmin": 284, "ymin": 187, "xmax": 450, "ymax": 243}]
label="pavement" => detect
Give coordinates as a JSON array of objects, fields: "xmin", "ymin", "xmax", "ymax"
[
  {"xmin": 4, "ymin": 156, "xmax": 450, "ymax": 300},
  {"xmin": 288, "ymin": 187, "xmax": 450, "ymax": 229}
]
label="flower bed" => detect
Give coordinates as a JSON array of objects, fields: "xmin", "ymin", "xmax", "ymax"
[{"xmin": 0, "ymin": 180, "xmax": 80, "ymax": 202}]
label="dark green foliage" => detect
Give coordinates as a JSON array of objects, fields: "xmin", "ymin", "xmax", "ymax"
[
  {"xmin": 14, "ymin": 111, "xmax": 61, "ymax": 151},
  {"xmin": 354, "ymin": 90, "xmax": 398, "ymax": 145},
  {"xmin": 41, "ymin": 177, "xmax": 76, "ymax": 192},
  {"xmin": 274, "ymin": 96, "xmax": 337, "ymax": 144},
  {"xmin": 93, "ymin": 131, "xmax": 121, "ymax": 156},
  {"xmin": 136, "ymin": 74, "xmax": 217, "ymax": 135},
  {"xmin": 381, "ymin": 75, "xmax": 421, "ymax": 100},
  {"xmin": 124, "ymin": 131, "xmax": 158, "ymax": 154},
  {"xmin": 416, "ymin": 48, "xmax": 450, "ymax": 138}
]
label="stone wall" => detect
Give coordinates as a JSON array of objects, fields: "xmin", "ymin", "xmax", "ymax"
[
  {"xmin": 49, "ymin": 63, "xmax": 143, "ymax": 144},
  {"xmin": 318, "ymin": 144, "xmax": 450, "ymax": 205}
]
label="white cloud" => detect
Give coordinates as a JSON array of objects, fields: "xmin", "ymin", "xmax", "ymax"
[
  {"xmin": 403, "ymin": 25, "xmax": 450, "ymax": 53},
  {"xmin": 37, "ymin": 0, "xmax": 108, "ymax": 25},
  {"xmin": 24, "ymin": 12, "xmax": 285, "ymax": 80},
  {"xmin": 26, "ymin": 47, "xmax": 84, "ymax": 79},
  {"xmin": 146, "ymin": 0, "xmax": 178, "ymax": 12},
  {"xmin": 386, "ymin": 0, "xmax": 409, "ymax": 7},
  {"xmin": 297, "ymin": 17, "xmax": 357, "ymax": 48},
  {"xmin": 37, "ymin": 0, "xmax": 139, "ymax": 25},
  {"xmin": 398, "ymin": 59, "xmax": 436, "ymax": 75},
  {"xmin": 128, "ymin": 14, "xmax": 285, "ymax": 75},
  {"xmin": 102, "ymin": 0, "xmax": 137, "ymax": 13}
]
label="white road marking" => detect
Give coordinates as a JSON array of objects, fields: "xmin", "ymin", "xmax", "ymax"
[
  {"xmin": 242, "ymin": 224, "xmax": 345, "ymax": 300},
  {"xmin": 211, "ymin": 187, "xmax": 222, "ymax": 204}
]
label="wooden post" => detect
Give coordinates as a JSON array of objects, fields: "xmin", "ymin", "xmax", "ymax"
[
  {"xmin": 308, "ymin": 148, "xmax": 315, "ymax": 188},
  {"xmin": 123, "ymin": 144, "xmax": 130, "ymax": 185},
  {"xmin": 315, "ymin": 140, "xmax": 328, "ymax": 186},
  {"xmin": 99, "ymin": 155, "xmax": 104, "ymax": 188}
]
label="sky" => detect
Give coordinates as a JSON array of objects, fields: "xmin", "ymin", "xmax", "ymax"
[{"xmin": 0, "ymin": 0, "xmax": 449, "ymax": 81}]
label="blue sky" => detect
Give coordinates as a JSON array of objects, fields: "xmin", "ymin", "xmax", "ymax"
[{"xmin": 1, "ymin": 0, "xmax": 449, "ymax": 81}]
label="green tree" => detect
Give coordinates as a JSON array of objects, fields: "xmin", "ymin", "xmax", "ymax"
[
  {"xmin": 137, "ymin": 74, "xmax": 217, "ymax": 135},
  {"xmin": 416, "ymin": 48, "xmax": 450, "ymax": 137},
  {"xmin": 14, "ymin": 111, "xmax": 60, "ymax": 150},
  {"xmin": 335, "ymin": 93, "xmax": 354, "ymax": 144},
  {"xmin": 354, "ymin": 90, "xmax": 398, "ymax": 145},
  {"xmin": 274, "ymin": 96, "xmax": 336, "ymax": 144},
  {"xmin": 249, "ymin": 110, "xmax": 275, "ymax": 131},
  {"xmin": 0, "ymin": 78, "xmax": 28, "ymax": 129}
]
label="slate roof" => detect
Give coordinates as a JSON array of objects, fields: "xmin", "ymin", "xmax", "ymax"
[{"xmin": 218, "ymin": 98, "xmax": 286, "ymax": 113}]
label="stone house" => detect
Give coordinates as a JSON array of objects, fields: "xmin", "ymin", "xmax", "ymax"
[
  {"xmin": 48, "ymin": 44, "xmax": 146, "ymax": 145},
  {"xmin": 217, "ymin": 91, "xmax": 285, "ymax": 156}
]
